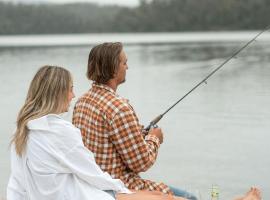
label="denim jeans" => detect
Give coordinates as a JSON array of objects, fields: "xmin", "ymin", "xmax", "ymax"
[{"xmin": 169, "ymin": 185, "xmax": 198, "ymax": 200}]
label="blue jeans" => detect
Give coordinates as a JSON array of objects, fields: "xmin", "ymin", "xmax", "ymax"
[{"xmin": 169, "ymin": 185, "xmax": 198, "ymax": 200}]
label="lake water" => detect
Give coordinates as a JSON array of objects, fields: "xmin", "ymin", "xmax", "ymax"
[{"xmin": 0, "ymin": 32, "xmax": 270, "ymax": 199}]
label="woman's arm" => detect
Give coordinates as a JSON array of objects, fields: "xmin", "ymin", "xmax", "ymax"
[
  {"xmin": 61, "ymin": 137, "xmax": 130, "ymax": 193},
  {"xmin": 7, "ymin": 175, "xmax": 26, "ymax": 200}
]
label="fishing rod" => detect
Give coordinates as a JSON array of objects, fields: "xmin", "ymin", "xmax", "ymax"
[{"xmin": 144, "ymin": 25, "xmax": 270, "ymax": 132}]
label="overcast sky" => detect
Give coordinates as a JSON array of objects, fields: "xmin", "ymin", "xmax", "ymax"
[{"xmin": 1, "ymin": 0, "xmax": 140, "ymax": 7}]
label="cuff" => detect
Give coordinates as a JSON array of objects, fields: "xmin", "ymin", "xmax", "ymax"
[{"xmin": 145, "ymin": 134, "xmax": 160, "ymax": 148}]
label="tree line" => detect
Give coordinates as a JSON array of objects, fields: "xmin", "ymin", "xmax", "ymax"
[{"xmin": 0, "ymin": 0, "xmax": 269, "ymax": 34}]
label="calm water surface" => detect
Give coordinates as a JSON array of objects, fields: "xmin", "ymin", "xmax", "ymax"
[{"xmin": 0, "ymin": 32, "xmax": 270, "ymax": 199}]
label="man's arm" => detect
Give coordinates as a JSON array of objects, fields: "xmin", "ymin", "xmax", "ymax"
[{"xmin": 108, "ymin": 105, "xmax": 161, "ymax": 173}]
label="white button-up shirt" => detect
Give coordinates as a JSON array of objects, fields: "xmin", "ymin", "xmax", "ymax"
[{"xmin": 7, "ymin": 114, "xmax": 131, "ymax": 200}]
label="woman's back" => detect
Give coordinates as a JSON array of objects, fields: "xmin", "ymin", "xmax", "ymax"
[{"xmin": 8, "ymin": 114, "xmax": 127, "ymax": 200}]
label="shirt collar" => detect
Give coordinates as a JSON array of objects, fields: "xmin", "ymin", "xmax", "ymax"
[
  {"xmin": 92, "ymin": 82, "xmax": 116, "ymax": 94},
  {"xmin": 92, "ymin": 82, "xmax": 130, "ymax": 103},
  {"xmin": 27, "ymin": 114, "xmax": 61, "ymax": 131}
]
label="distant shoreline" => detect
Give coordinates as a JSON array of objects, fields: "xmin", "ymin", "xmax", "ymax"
[
  {"xmin": 1, "ymin": 31, "xmax": 270, "ymax": 48},
  {"xmin": 1, "ymin": 0, "xmax": 269, "ymax": 35}
]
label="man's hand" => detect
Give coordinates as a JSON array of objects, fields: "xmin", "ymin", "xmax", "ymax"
[{"xmin": 148, "ymin": 128, "xmax": 163, "ymax": 144}]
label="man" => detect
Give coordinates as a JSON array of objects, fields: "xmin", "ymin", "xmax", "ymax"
[{"xmin": 73, "ymin": 42, "xmax": 196, "ymax": 200}]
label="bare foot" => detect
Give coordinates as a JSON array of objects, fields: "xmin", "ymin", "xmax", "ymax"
[{"xmin": 234, "ymin": 187, "xmax": 261, "ymax": 200}]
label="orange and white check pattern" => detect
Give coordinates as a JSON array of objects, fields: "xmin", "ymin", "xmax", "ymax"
[{"xmin": 73, "ymin": 82, "xmax": 172, "ymax": 194}]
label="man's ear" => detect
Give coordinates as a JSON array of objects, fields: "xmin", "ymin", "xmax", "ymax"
[{"xmin": 113, "ymin": 68, "xmax": 118, "ymax": 78}]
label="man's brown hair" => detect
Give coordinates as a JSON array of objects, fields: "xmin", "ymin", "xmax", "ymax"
[{"xmin": 87, "ymin": 42, "xmax": 123, "ymax": 84}]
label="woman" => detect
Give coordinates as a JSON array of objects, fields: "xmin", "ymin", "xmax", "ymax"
[{"xmin": 7, "ymin": 65, "xmax": 261, "ymax": 200}]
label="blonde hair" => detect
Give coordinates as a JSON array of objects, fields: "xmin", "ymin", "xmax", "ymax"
[{"xmin": 11, "ymin": 65, "xmax": 72, "ymax": 156}]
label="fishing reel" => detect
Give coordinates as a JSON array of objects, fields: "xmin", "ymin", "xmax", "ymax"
[{"xmin": 144, "ymin": 114, "xmax": 163, "ymax": 132}]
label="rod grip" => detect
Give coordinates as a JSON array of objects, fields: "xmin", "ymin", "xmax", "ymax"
[{"xmin": 144, "ymin": 114, "xmax": 163, "ymax": 132}]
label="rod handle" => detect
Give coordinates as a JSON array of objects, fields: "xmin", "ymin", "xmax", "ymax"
[{"xmin": 144, "ymin": 114, "xmax": 163, "ymax": 132}]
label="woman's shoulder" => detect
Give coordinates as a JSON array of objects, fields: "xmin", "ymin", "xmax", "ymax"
[
  {"xmin": 47, "ymin": 114, "xmax": 73, "ymax": 128},
  {"xmin": 28, "ymin": 114, "xmax": 81, "ymax": 141},
  {"xmin": 48, "ymin": 114, "xmax": 81, "ymax": 135},
  {"xmin": 41, "ymin": 114, "xmax": 84, "ymax": 151}
]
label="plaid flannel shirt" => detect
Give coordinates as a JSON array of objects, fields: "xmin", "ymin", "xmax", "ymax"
[{"xmin": 72, "ymin": 82, "xmax": 172, "ymax": 194}]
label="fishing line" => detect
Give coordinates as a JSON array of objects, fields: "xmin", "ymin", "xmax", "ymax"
[{"xmin": 145, "ymin": 25, "xmax": 270, "ymax": 131}]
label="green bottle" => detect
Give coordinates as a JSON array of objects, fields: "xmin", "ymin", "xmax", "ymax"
[{"xmin": 211, "ymin": 185, "xmax": 219, "ymax": 200}]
